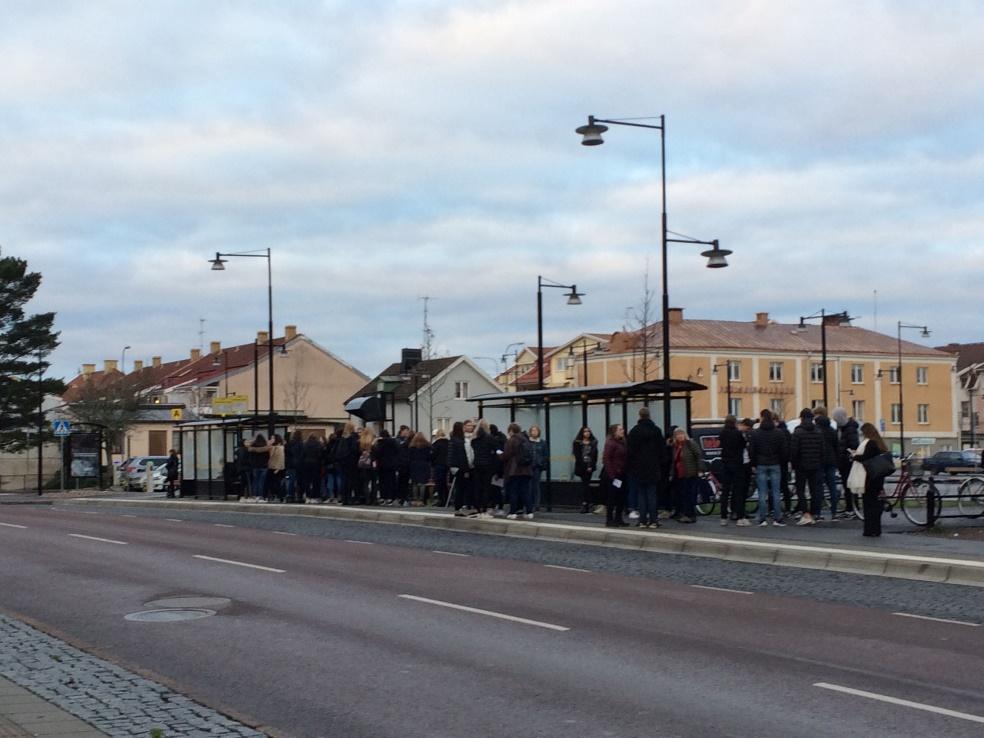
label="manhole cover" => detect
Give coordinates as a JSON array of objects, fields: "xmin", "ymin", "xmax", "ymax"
[
  {"xmin": 125, "ymin": 609, "xmax": 216, "ymax": 622},
  {"xmin": 144, "ymin": 596, "xmax": 232, "ymax": 610}
]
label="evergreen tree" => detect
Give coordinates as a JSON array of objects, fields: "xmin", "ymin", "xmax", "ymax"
[{"xmin": 0, "ymin": 250, "xmax": 64, "ymax": 451}]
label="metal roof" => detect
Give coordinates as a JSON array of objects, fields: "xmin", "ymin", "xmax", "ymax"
[{"xmin": 469, "ymin": 378, "xmax": 707, "ymax": 406}]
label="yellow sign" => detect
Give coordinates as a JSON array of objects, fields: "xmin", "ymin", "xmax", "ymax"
[
  {"xmin": 170, "ymin": 408, "xmax": 184, "ymax": 420},
  {"xmin": 212, "ymin": 395, "xmax": 250, "ymax": 416}
]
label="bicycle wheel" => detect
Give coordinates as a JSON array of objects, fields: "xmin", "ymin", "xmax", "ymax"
[
  {"xmin": 851, "ymin": 489, "xmax": 864, "ymax": 521},
  {"xmin": 695, "ymin": 478, "xmax": 717, "ymax": 516},
  {"xmin": 957, "ymin": 477, "xmax": 984, "ymax": 518},
  {"xmin": 901, "ymin": 479, "xmax": 942, "ymax": 526}
]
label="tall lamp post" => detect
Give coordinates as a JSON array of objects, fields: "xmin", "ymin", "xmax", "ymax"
[
  {"xmin": 121, "ymin": 345, "xmax": 131, "ymax": 375},
  {"xmin": 537, "ymin": 276, "xmax": 583, "ymax": 390},
  {"xmin": 36, "ymin": 347, "xmax": 44, "ymax": 496},
  {"xmin": 969, "ymin": 371, "xmax": 979, "ymax": 448},
  {"xmin": 711, "ymin": 362, "xmax": 732, "ymax": 416},
  {"xmin": 210, "ymin": 249, "xmax": 275, "ymax": 437},
  {"xmin": 576, "ymin": 114, "xmax": 731, "ymax": 433},
  {"xmin": 896, "ymin": 321, "xmax": 930, "ymax": 459},
  {"xmin": 798, "ymin": 309, "xmax": 852, "ymax": 409}
]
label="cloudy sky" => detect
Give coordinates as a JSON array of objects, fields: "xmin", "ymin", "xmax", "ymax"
[{"xmin": 6, "ymin": 0, "xmax": 984, "ymax": 381}]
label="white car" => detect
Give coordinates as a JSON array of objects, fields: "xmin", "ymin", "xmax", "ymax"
[{"xmin": 125, "ymin": 456, "xmax": 170, "ymax": 490}]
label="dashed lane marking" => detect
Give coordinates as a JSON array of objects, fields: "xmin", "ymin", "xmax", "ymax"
[
  {"xmin": 164, "ymin": 518, "xmax": 184, "ymax": 522},
  {"xmin": 431, "ymin": 550, "xmax": 469, "ymax": 557},
  {"xmin": 544, "ymin": 564, "xmax": 591, "ymax": 573},
  {"xmin": 691, "ymin": 584, "xmax": 753, "ymax": 595},
  {"xmin": 345, "ymin": 540, "xmax": 374, "ymax": 545},
  {"xmin": 213, "ymin": 523, "xmax": 236, "ymax": 528},
  {"xmin": 68, "ymin": 534, "xmax": 128, "ymax": 545},
  {"xmin": 272, "ymin": 531, "xmax": 297, "ymax": 536},
  {"xmin": 0, "ymin": 522, "xmax": 28, "ymax": 529},
  {"xmin": 814, "ymin": 683, "xmax": 984, "ymax": 724},
  {"xmin": 893, "ymin": 612, "xmax": 980, "ymax": 627},
  {"xmin": 192, "ymin": 555, "xmax": 285, "ymax": 573},
  {"xmin": 399, "ymin": 594, "xmax": 570, "ymax": 632}
]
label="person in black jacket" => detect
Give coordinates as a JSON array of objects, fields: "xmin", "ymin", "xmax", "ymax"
[
  {"xmin": 448, "ymin": 421, "xmax": 473, "ymax": 515},
  {"xmin": 489, "ymin": 424, "xmax": 507, "ymax": 513},
  {"xmin": 165, "ymin": 449, "xmax": 180, "ymax": 498},
  {"xmin": 832, "ymin": 407, "xmax": 860, "ymax": 517},
  {"xmin": 749, "ymin": 410, "xmax": 787, "ymax": 526},
  {"xmin": 626, "ymin": 407, "xmax": 665, "ymax": 528},
  {"xmin": 718, "ymin": 416, "xmax": 747, "ymax": 525},
  {"xmin": 300, "ymin": 433, "xmax": 324, "ymax": 503},
  {"xmin": 572, "ymin": 427, "xmax": 599, "ymax": 514},
  {"xmin": 334, "ymin": 422, "xmax": 359, "ymax": 505},
  {"xmin": 470, "ymin": 419, "xmax": 497, "ymax": 517},
  {"xmin": 791, "ymin": 408, "xmax": 824, "ymax": 525},
  {"xmin": 285, "ymin": 430, "xmax": 304, "ymax": 503},
  {"xmin": 853, "ymin": 423, "xmax": 890, "ymax": 536},
  {"xmin": 372, "ymin": 429, "xmax": 400, "ymax": 504},
  {"xmin": 395, "ymin": 426, "xmax": 412, "ymax": 507},
  {"xmin": 814, "ymin": 408, "xmax": 841, "ymax": 520},
  {"xmin": 430, "ymin": 429, "xmax": 450, "ymax": 506}
]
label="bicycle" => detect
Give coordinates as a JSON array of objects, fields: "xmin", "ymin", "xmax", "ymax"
[
  {"xmin": 854, "ymin": 456, "xmax": 941, "ymax": 526},
  {"xmin": 956, "ymin": 475, "xmax": 984, "ymax": 518}
]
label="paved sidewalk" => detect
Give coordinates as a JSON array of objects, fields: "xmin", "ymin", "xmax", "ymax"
[{"xmin": 0, "ymin": 675, "xmax": 106, "ymax": 738}]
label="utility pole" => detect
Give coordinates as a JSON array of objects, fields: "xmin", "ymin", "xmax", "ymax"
[
  {"xmin": 198, "ymin": 317, "xmax": 206, "ymax": 352},
  {"xmin": 420, "ymin": 297, "xmax": 435, "ymax": 360}
]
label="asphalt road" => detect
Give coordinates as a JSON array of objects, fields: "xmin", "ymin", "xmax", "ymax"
[{"xmin": 1, "ymin": 505, "xmax": 983, "ymax": 738}]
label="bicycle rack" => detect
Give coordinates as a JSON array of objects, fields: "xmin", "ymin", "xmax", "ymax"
[{"xmin": 923, "ymin": 472, "xmax": 984, "ymax": 527}]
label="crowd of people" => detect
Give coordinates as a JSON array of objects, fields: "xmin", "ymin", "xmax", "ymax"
[{"xmin": 231, "ymin": 403, "xmax": 891, "ymax": 536}]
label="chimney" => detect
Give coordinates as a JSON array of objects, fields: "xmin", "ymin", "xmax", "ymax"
[
  {"xmin": 257, "ymin": 330, "xmax": 269, "ymax": 345},
  {"xmin": 755, "ymin": 312, "xmax": 769, "ymax": 329},
  {"xmin": 133, "ymin": 360, "xmax": 144, "ymax": 372},
  {"xmin": 667, "ymin": 307, "xmax": 684, "ymax": 325},
  {"xmin": 103, "ymin": 359, "xmax": 118, "ymax": 373},
  {"xmin": 190, "ymin": 348, "xmax": 201, "ymax": 362},
  {"xmin": 210, "ymin": 341, "xmax": 221, "ymax": 355},
  {"xmin": 152, "ymin": 356, "xmax": 162, "ymax": 369},
  {"xmin": 82, "ymin": 363, "xmax": 95, "ymax": 376},
  {"xmin": 285, "ymin": 325, "xmax": 297, "ymax": 341}
]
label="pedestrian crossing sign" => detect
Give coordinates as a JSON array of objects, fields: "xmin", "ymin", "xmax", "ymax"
[
  {"xmin": 52, "ymin": 419, "xmax": 71, "ymax": 436},
  {"xmin": 170, "ymin": 408, "xmax": 183, "ymax": 420}
]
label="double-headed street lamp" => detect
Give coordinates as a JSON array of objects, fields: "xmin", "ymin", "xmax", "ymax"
[
  {"xmin": 896, "ymin": 321, "xmax": 930, "ymax": 459},
  {"xmin": 537, "ymin": 276, "xmax": 583, "ymax": 390},
  {"xmin": 210, "ymin": 248, "xmax": 275, "ymax": 437},
  {"xmin": 798, "ymin": 309, "xmax": 852, "ymax": 409},
  {"xmin": 576, "ymin": 114, "xmax": 731, "ymax": 432}
]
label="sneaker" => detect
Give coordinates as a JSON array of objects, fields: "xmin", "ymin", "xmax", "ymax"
[
  {"xmin": 759, "ymin": 520, "xmax": 769, "ymax": 527},
  {"xmin": 453, "ymin": 510, "xmax": 466, "ymax": 517},
  {"xmin": 736, "ymin": 518, "xmax": 751, "ymax": 527},
  {"xmin": 658, "ymin": 510, "xmax": 672, "ymax": 520},
  {"xmin": 467, "ymin": 511, "xmax": 479, "ymax": 518},
  {"xmin": 796, "ymin": 514, "xmax": 815, "ymax": 526},
  {"xmin": 678, "ymin": 516, "xmax": 695, "ymax": 524},
  {"xmin": 592, "ymin": 505, "xmax": 606, "ymax": 515},
  {"xmin": 506, "ymin": 513, "xmax": 518, "ymax": 520},
  {"xmin": 772, "ymin": 520, "xmax": 786, "ymax": 527},
  {"xmin": 525, "ymin": 513, "xmax": 535, "ymax": 520},
  {"xmin": 720, "ymin": 518, "xmax": 729, "ymax": 526},
  {"xmin": 628, "ymin": 510, "xmax": 640, "ymax": 520}
]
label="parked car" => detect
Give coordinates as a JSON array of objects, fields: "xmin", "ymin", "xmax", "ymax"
[
  {"xmin": 150, "ymin": 461, "xmax": 181, "ymax": 491},
  {"xmin": 125, "ymin": 456, "xmax": 170, "ymax": 490},
  {"xmin": 920, "ymin": 450, "xmax": 980, "ymax": 475}
]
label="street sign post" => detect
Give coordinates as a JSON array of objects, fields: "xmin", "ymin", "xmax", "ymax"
[{"xmin": 52, "ymin": 419, "xmax": 71, "ymax": 437}]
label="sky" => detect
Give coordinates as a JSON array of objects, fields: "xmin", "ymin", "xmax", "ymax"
[{"xmin": 5, "ymin": 0, "xmax": 984, "ymax": 382}]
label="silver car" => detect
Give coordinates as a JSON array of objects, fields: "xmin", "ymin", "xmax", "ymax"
[{"xmin": 125, "ymin": 456, "xmax": 170, "ymax": 490}]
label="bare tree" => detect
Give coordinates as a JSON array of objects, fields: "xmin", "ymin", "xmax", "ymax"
[
  {"xmin": 624, "ymin": 257, "xmax": 658, "ymax": 382},
  {"xmin": 281, "ymin": 352, "xmax": 311, "ymax": 417}
]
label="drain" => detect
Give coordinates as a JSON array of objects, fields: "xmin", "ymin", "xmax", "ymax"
[
  {"xmin": 144, "ymin": 596, "xmax": 232, "ymax": 610},
  {"xmin": 125, "ymin": 609, "xmax": 216, "ymax": 623}
]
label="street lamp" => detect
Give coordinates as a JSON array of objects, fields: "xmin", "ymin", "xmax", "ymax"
[
  {"xmin": 537, "ymin": 276, "xmax": 583, "ymax": 390},
  {"xmin": 210, "ymin": 249, "xmax": 275, "ymax": 437},
  {"xmin": 121, "ymin": 345, "xmax": 131, "ymax": 375},
  {"xmin": 797, "ymin": 310, "xmax": 852, "ymax": 409},
  {"xmin": 896, "ymin": 321, "xmax": 930, "ymax": 459},
  {"xmin": 969, "ymin": 371, "xmax": 979, "ymax": 448},
  {"xmin": 711, "ymin": 362, "xmax": 733, "ymax": 415},
  {"xmin": 577, "ymin": 114, "xmax": 731, "ymax": 433}
]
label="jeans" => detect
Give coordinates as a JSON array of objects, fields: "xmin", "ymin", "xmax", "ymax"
[
  {"xmin": 756, "ymin": 465, "xmax": 782, "ymax": 522},
  {"xmin": 284, "ymin": 469, "xmax": 297, "ymax": 500},
  {"xmin": 507, "ymin": 475, "xmax": 533, "ymax": 515},
  {"xmin": 627, "ymin": 477, "xmax": 638, "ymax": 512},
  {"xmin": 529, "ymin": 467, "xmax": 543, "ymax": 510},
  {"xmin": 453, "ymin": 469, "xmax": 473, "ymax": 511},
  {"xmin": 821, "ymin": 464, "xmax": 840, "ymax": 516},
  {"xmin": 250, "ymin": 468, "xmax": 267, "ymax": 500},
  {"xmin": 324, "ymin": 470, "xmax": 343, "ymax": 499},
  {"xmin": 633, "ymin": 479, "xmax": 658, "ymax": 525},
  {"xmin": 796, "ymin": 467, "xmax": 823, "ymax": 517}
]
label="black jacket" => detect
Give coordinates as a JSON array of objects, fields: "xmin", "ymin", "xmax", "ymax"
[
  {"xmin": 791, "ymin": 419, "xmax": 824, "ymax": 472},
  {"xmin": 471, "ymin": 429, "xmax": 497, "ymax": 469},
  {"xmin": 719, "ymin": 427, "xmax": 746, "ymax": 466},
  {"xmin": 448, "ymin": 436, "xmax": 470, "ymax": 470},
  {"xmin": 572, "ymin": 438, "xmax": 598, "ymax": 478},
  {"xmin": 838, "ymin": 418, "xmax": 860, "ymax": 457},
  {"xmin": 301, "ymin": 437, "xmax": 322, "ymax": 467},
  {"xmin": 397, "ymin": 436, "xmax": 411, "ymax": 469},
  {"xmin": 372, "ymin": 437, "xmax": 400, "ymax": 471},
  {"xmin": 408, "ymin": 446, "xmax": 431, "ymax": 484},
  {"xmin": 286, "ymin": 439, "xmax": 304, "ymax": 470},
  {"xmin": 626, "ymin": 419, "xmax": 665, "ymax": 483},
  {"xmin": 749, "ymin": 420, "xmax": 787, "ymax": 466},
  {"xmin": 815, "ymin": 416, "xmax": 839, "ymax": 466},
  {"xmin": 431, "ymin": 438, "xmax": 449, "ymax": 467}
]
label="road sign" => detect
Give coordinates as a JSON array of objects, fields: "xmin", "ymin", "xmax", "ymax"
[
  {"xmin": 170, "ymin": 408, "xmax": 183, "ymax": 420},
  {"xmin": 52, "ymin": 419, "xmax": 71, "ymax": 437},
  {"xmin": 213, "ymin": 395, "xmax": 249, "ymax": 416}
]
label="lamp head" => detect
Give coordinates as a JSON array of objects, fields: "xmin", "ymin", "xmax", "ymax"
[
  {"xmin": 798, "ymin": 318, "xmax": 806, "ymax": 329},
  {"xmin": 575, "ymin": 117, "xmax": 608, "ymax": 146},
  {"xmin": 700, "ymin": 240, "xmax": 731, "ymax": 268},
  {"xmin": 712, "ymin": 364, "xmax": 719, "ymax": 375},
  {"xmin": 921, "ymin": 327, "xmax": 931, "ymax": 338},
  {"xmin": 566, "ymin": 286, "xmax": 584, "ymax": 305},
  {"xmin": 209, "ymin": 253, "xmax": 227, "ymax": 270}
]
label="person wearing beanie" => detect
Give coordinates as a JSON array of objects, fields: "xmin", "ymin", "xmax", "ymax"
[{"xmin": 791, "ymin": 408, "xmax": 824, "ymax": 525}]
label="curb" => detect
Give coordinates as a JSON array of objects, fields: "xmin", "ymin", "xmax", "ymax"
[{"xmin": 62, "ymin": 497, "xmax": 984, "ymax": 588}]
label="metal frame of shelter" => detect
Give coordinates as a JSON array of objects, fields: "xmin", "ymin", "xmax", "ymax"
[{"xmin": 469, "ymin": 379, "xmax": 706, "ymax": 510}]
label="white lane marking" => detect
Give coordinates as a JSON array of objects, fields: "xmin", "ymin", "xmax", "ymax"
[
  {"xmin": 814, "ymin": 683, "xmax": 984, "ymax": 724},
  {"xmin": 399, "ymin": 594, "xmax": 570, "ymax": 632},
  {"xmin": 544, "ymin": 564, "xmax": 591, "ymax": 573},
  {"xmin": 893, "ymin": 612, "xmax": 981, "ymax": 627},
  {"xmin": 192, "ymin": 555, "xmax": 285, "ymax": 573},
  {"xmin": 691, "ymin": 584, "xmax": 753, "ymax": 595},
  {"xmin": 121, "ymin": 514, "xmax": 137, "ymax": 518},
  {"xmin": 345, "ymin": 540, "xmax": 374, "ymax": 545},
  {"xmin": 164, "ymin": 518, "xmax": 184, "ymax": 522},
  {"xmin": 0, "ymin": 522, "xmax": 28, "ymax": 529},
  {"xmin": 213, "ymin": 523, "xmax": 236, "ymax": 528},
  {"xmin": 272, "ymin": 531, "xmax": 297, "ymax": 536},
  {"xmin": 431, "ymin": 550, "xmax": 469, "ymax": 557},
  {"xmin": 68, "ymin": 534, "xmax": 128, "ymax": 545}
]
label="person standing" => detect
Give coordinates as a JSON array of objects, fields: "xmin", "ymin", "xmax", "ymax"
[
  {"xmin": 285, "ymin": 430, "xmax": 304, "ymax": 503},
  {"xmin": 528, "ymin": 425, "xmax": 547, "ymax": 511},
  {"xmin": 267, "ymin": 434, "xmax": 285, "ymax": 502},
  {"xmin": 718, "ymin": 416, "xmax": 747, "ymax": 526},
  {"xmin": 489, "ymin": 424, "xmax": 508, "ymax": 514},
  {"xmin": 832, "ymin": 407, "xmax": 861, "ymax": 518},
  {"xmin": 334, "ymin": 422, "xmax": 358, "ymax": 505},
  {"xmin": 749, "ymin": 409, "xmax": 787, "ymax": 526},
  {"xmin": 246, "ymin": 433, "xmax": 270, "ymax": 503},
  {"xmin": 430, "ymin": 429, "xmax": 450, "ymax": 506},
  {"xmin": 408, "ymin": 432, "xmax": 432, "ymax": 506},
  {"xmin": 372, "ymin": 429, "xmax": 400, "ymax": 504},
  {"xmin": 853, "ymin": 423, "xmax": 891, "ymax": 536},
  {"xmin": 165, "ymin": 448, "xmax": 180, "ymax": 499},
  {"xmin": 502, "ymin": 423, "xmax": 534, "ymax": 519},
  {"xmin": 299, "ymin": 434, "xmax": 323, "ymax": 503},
  {"xmin": 396, "ymin": 426, "xmax": 412, "ymax": 506},
  {"xmin": 357, "ymin": 428, "xmax": 377, "ymax": 505},
  {"xmin": 791, "ymin": 409, "xmax": 824, "ymax": 526},
  {"xmin": 471, "ymin": 419, "xmax": 496, "ymax": 518},
  {"xmin": 602, "ymin": 424, "xmax": 628, "ymax": 527},
  {"xmin": 572, "ymin": 427, "xmax": 598, "ymax": 514},
  {"xmin": 626, "ymin": 407, "xmax": 664, "ymax": 528},
  {"xmin": 449, "ymin": 421, "xmax": 474, "ymax": 516},
  {"xmin": 671, "ymin": 428, "xmax": 701, "ymax": 523},
  {"xmin": 814, "ymin": 408, "xmax": 841, "ymax": 521}
]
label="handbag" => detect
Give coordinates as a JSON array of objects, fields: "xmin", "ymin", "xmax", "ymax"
[{"xmin": 862, "ymin": 451, "xmax": 895, "ymax": 480}]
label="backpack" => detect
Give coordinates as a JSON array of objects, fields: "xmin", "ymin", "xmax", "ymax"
[
  {"xmin": 519, "ymin": 437, "xmax": 534, "ymax": 467},
  {"xmin": 357, "ymin": 450, "xmax": 372, "ymax": 470}
]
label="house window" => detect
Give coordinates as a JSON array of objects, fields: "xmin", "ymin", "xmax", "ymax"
[
  {"xmin": 851, "ymin": 364, "xmax": 864, "ymax": 384},
  {"xmin": 888, "ymin": 366, "xmax": 900, "ymax": 384},
  {"xmin": 453, "ymin": 381, "xmax": 469, "ymax": 400},
  {"xmin": 962, "ymin": 401, "xmax": 970, "ymax": 419},
  {"xmin": 852, "ymin": 400, "xmax": 865, "ymax": 422},
  {"xmin": 810, "ymin": 362, "xmax": 824, "ymax": 383},
  {"xmin": 917, "ymin": 404, "xmax": 929, "ymax": 424},
  {"xmin": 555, "ymin": 356, "xmax": 573, "ymax": 372},
  {"xmin": 727, "ymin": 360, "xmax": 741, "ymax": 382},
  {"xmin": 768, "ymin": 362, "xmax": 783, "ymax": 382},
  {"xmin": 811, "ymin": 398, "xmax": 824, "ymax": 409},
  {"xmin": 434, "ymin": 417, "xmax": 451, "ymax": 432},
  {"xmin": 891, "ymin": 403, "xmax": 901, "ymax": 423},
  {"xmin": 728, "ymin": 397, "xmax": 742, "ymax": 416},
  {"xmin": 916, "ymin": 367, "xmax": 928, "ymax": 385},
  {"xmin": 770, "ymin": 398, "xmax": 785, "ymax": 418}
]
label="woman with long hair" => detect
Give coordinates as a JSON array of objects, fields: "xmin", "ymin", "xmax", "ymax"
[
  {"xmin": 853, "ymin": 423, "xmax": 890, "ymax": 536},
  {"xmin": 572, "ymin": 427, "xmax": 598, "ymax": 514},
  {"xmin": 470, "ymin": 419, "xmax": 496, "ymax": 518},
  {"xmin": 431, "ymin": 429, "xmax": 450, "ymax": 506},
  {"xmin": 408, "ymin": 431, "xmax": 432, "ymax": 506},
  {"xmin": 268, "ymin": 434, "xmax": 285, "ymax": 502},
  {"xmin": 448, "ymin": 421, "xmax": 473, "ymax": 515},
  {"xmin": 528, "ymin": 424, "xmax": 547, "ymax": 511},
  {"xmin": 602, "ymin": 424, "xmax": 627, "ymax": 527},
  {"xmin": 246, "ymin": 433, "xmax": 270, "ymax": 503},
  {"xmin": 357, "ymin": 428, "xmax": 377, "ymax": 505}
]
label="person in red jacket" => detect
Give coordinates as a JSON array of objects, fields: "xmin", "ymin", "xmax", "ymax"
[{"xmin": 602, "ymin": 424, "xmax": 628, "ymax": 527}]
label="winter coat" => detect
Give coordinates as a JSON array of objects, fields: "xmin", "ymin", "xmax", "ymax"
[
  {"xmin": 448, "ymin": 436, "xmax": 470, "ymax": 471},
  {"xmin": 838, "ymin": 418, "xmax": 861, "ymax": 457},
  {"xmin": 431, "ymin": 438, "xmax": 449, "ymax": 468},
  {"xmin": 602, "ymin": 437, "xmax": 627, "ymax": 480},
  {"xmin": 408, "ymin": 446, "xmax": 432, "ymax": 484},
  {"xmin": 397, "ymin": 436, "xmax": 411, "ymax": 469},
  {"xmin": 719, "ymin": 427, "xmax": 746, "ymax": 466},
  {"xmin": 286, "ymin": 439, "xmax": 304, "ymax": 471},
  {"xmin": 815, "ymin": 416, "xmax": 839, "ymax": 466},
  {"xmin": 333, "ymin": 434, "xmax": 355, "ymax": 466},
  {"xmin": 268, "ymin": 444, "xmax": 285, "ymax": 472},
  {"xmin": 572, "ymin": 438, "xmax": 598, "ymax": 479},
  {"xmin": 247, "ymin": 442, "xmax": 270, "ymax": 470},
  {"xmin": 530, "ymin": 438, "xmax": 547, "ymax": 470},
  {"xmin": 372, "ymin": 437, "xmax": 400, "ymax": 471},
  {"xmin": 626, "ymin": 419, "xmax": 666, "ymax": 483},
  {"xmin": 501, "ymin": 433, "xmax": 533, "ymax": 479},
  {"xmin": 165, "ymin": 453, "xmax": 180, "ymax": 480},
  {"xmin": 672, "ymin": 439, "xmax": 702, "ymax": 480},
  {"xmin": 791, "ymin": 419, "xmax": 824, "ymax": 472},
  {"xmin": 749, "ymin": 420, "xmax": 787, "ymax": 466},
  {"xmin": 301, "ymin": 438, "xmax": 322, "ymax": 467},
  {"xmin": 471, "ymin": 429, "xmax": 497, "ymax": 469}
]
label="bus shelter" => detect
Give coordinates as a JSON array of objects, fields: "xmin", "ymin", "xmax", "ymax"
[{"xmin": 469, "ymin": 379, "xmax": 706, "ymax": 509}]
